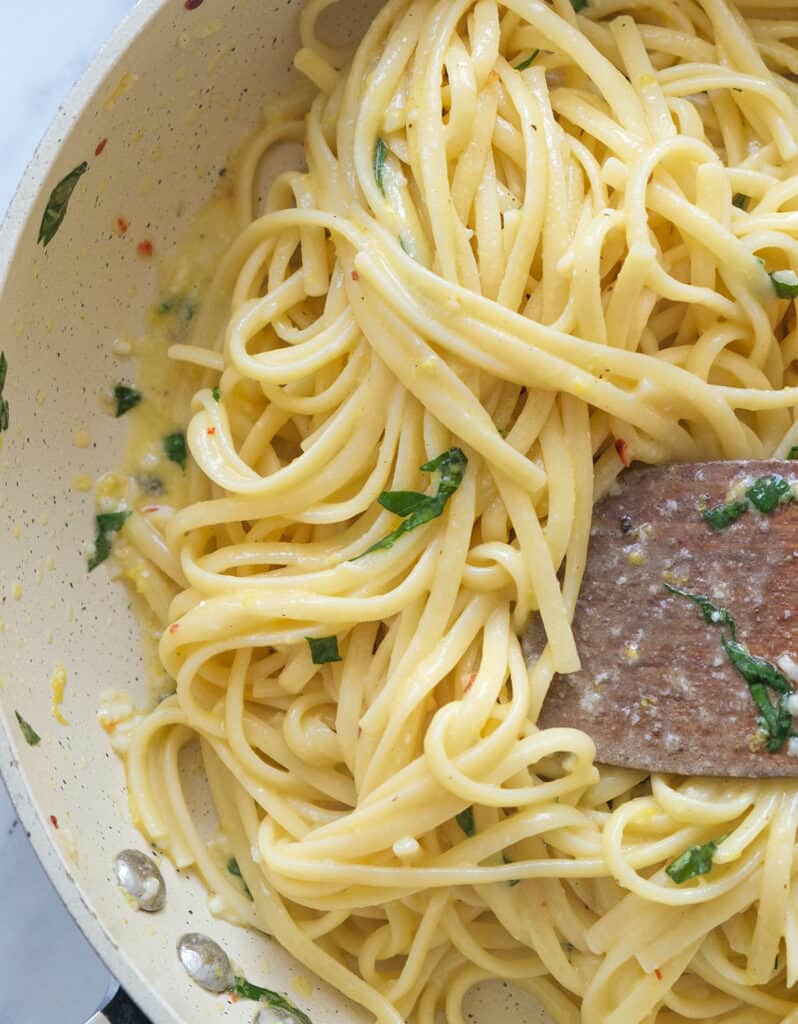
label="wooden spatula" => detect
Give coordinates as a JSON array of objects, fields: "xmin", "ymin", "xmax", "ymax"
[{"xmin": 538, "ymin": 460, "xmax": 798, "ymax": 777}]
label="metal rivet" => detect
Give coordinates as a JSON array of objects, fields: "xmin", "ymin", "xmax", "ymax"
[
  {"xmin": 114, "ymin": 849, "xmax": 166, "ymax": 912},
  {"xmin": 177, "ymin": 932, "xmax": 234, "ymax": 993}
]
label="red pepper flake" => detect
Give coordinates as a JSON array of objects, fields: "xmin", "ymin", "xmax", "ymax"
[
  {"xmin": 184, "ymin": 0, "xmax": 204, "ymax": 8},
  {"xmin": 207, "ymin": 426, "xmax": 216, "ymax": 436},
  {"xmin": 142, "ymin": 505, "xmax": 161, "ymax": 513},
  {"xmin": 351, "ymin": 270, "xmax": 360, "ymax": 281},
  {"xmin": 49, "ymin": 814, "xmax": 59, "ymax": 829},
  {"xmin": 169, "ymin": 623, "xmax": 180, "ymax": 635},
  {"xmin": 654, "ymin": 968, "xmax": 663, "ymax": 981},
  {"xmin": 463, "ymin": 672, "xmax": 478, "ymax": 694},
  {"xmin": 115, "ymin": 216, "xmax": 129, "ymax": 236},
  {"xmin": 615, "ymin": 438, "xmax": 630, "ymax": 467},
  {"xmin": 137, "ymin": 239, "xmax": 153, "ymax": 259},
  {"xmin": 95, "ymin": 137, "xmax": 108, "ymax": 156}
]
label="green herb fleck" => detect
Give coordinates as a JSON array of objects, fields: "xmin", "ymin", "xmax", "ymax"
[
  {"xmin": 231, "ymin": 978, "xmax": 312, "ymax": 1024},
  {"xmin": 571, "ymin": 0, "xmax": 588, "ymax": 10},
  {"xmin": 0, "ymin": 351, "xmax": 8, "ymax": 433},
  {"xmin": 722, "ymin": 637, "xmax": 794, "ymax": 751},
  {"xmin": 15, "ymin": 711, "xmax": 41, "ymax": 747},
  {"xmin": 666, "ymin": 838, "xmax": 719, "ymax": 884},
  {"xmin": 362, "ymin": 447, "xmax": 467, "ymax": 555},
  {"xmin": 770, "ymin": 270, "xmax": 798, "ymax": 298},
  {"xmin": 211, "ymin": 386, "xmax": 221, "ymax": 402},
  {"xmin": 515, "ymin": 49, "xmax": 540, "ymax": 70},
  {"xmin": 88, "ymin": 510, "xmax": 132, "ymax": 572},
  {"xmin": 374, "ymin": 137, "xmax": 388, "ymax": 197},
  {"xmin": 114, "ymin": 384, "xmax": 141, "ymax": 418},
  {"xmin": 666, "ymin": 584, "xmax": 796, "ymax": 753},
  {"xmin": 306, "ymin": 636, "xmax": 342, "ymax": 665},
  {"xmin": 502, "ymin": 851, "xmax": 520, "ymax": 886},
  {"xmin": 227, "ymin": 858, "xmax": 252, "ymax": 899},
  {"xmin": 38, "ymin": 162, "xmax": 89, "ymax": 247},
  {"xmin": 163, "ymin": 432, "xmax": 187, "ymax": 471},
  {"xmin": 702, "ymin": 500, "xmax": 748, "ymax": 531},
  {"xmin": 663, "ymin": 583, "xmax": 737, "ymax": 639},
  {"xmin": 157, "ymin": 295, "xmax": 197, "ymax": 322},
  {"xmin": 456, "ymin": 806, "xmax": 475, "ymax": 837},
  {"xmin": 788, "ymin": 445, "xmax": 798, "ymax": 460},
  {"xmin": 732, "ymin": 193, "xmax": 749, "ymax": 210},
  {"xmin": 746, "ymin": 473, "xmax": 792, "ymax": 513}
]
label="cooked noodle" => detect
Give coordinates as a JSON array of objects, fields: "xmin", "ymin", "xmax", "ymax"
[{"xmin": 116, "ymin": 0, "xmax": 798, "ymax": 1019}]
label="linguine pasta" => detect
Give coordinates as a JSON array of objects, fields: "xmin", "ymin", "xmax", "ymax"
[{"xmin": 113, "ymin": 0, "xmax": 798, "ymax": 1019}]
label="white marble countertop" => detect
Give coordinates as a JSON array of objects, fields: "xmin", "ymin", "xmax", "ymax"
[{"xmin": 0, "ymin": 5, "xmax": 137, "ymax": 1021}]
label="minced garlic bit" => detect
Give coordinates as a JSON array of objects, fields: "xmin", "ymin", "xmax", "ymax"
[
  {"xmin": 72, "ymin": 473, "xmax": 93, "ymax": 492},
  {"xmin": 777, "ymin": 653, "xmax": 798, "ymax": 685},
  {"xmin": 626, "ymin": 545, "xmax": 645, "ymax": 566},
  {"xmin": 112, "ymin": 338, "xmax": 133, "ymax": 357},
  {"xmin": 624, "ymin": 642, "xmax": 640, "ymax": 663},
  {"xmin": 72, "ymin": 429, "xmax": 91, "ymax": 449},
  {"xmin": 12, "ymin": 581, "xmax": 22, "ymax": 600},
  {"xmin": 788, "ymin": 737, "xmax": 798, "ymax": 758},
  {"xmin": 97, "ymin": 689, "xmax": 143, "ymax": 754},
  {"xmin": 293, "ymin": 976, "xmax": 313, "ymax": 998},
  {"xmin": 50, "ymin": 663, "xmax": 69, "ymax": 725},
  {"xmin": 103, "ymin": 71, "xmax": 139, "ymax": 112},
  {"xmin": 95, "ymin": 472, "xmax": 129, "ymax": 510},
  {"xmin": 392, "ymin": 836, "xmax": 422, "ymax": 860}
]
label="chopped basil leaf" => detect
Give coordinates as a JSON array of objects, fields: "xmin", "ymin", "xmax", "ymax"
[
  {"xmin": 770, "ymin": 270, "xmax": 798, "ymax": 298},
  {"xmin": 306, "ymin": 635, "xmax": 342, "ymax": 664},
  {"xmin": 702, "ymin": 500, "xmax": 747, "ymax": 531},
  {"xmin": 788, "ymin": 445, "xmax": 798, "ymax": 460},
  {"xmin": 227, "ymin": 858, "xmax": 253, "ymax": 899},
  {"xmin": 15, "ymin": 711, "xmax": 41, "ymax": 747},
  {"xmin": 571, "ymin": 0, "xmax": 588, "ymax": 10},
  {"xmin": 666, "ymin": 583, "xmax": 796, "ymax": 753},
  {"xmin": 211, "ymin": 386, "xmax": 221, "ymax": 402},
  {"xmin": 722, "ymin": 637, "xmax": 795, "ymax": 752},
  {"xmin": 515, "ymin": 49, "xmax": 540, "ymax": 70},
  {"xmin": 38, "ymin": 162, "xmax": 89, "ymax": 247},
  {"xmin": 456, "ymin": 806, "xmax": 475, "ymax": 837},
  {"xmin": 0, "ymin": 351, "xmax": 8, "ymax": 433},
  {"xmin": 114, "ymin": 384, "xmax": 142, "ymax": 418},
  {"xmin": 745, "ymin": 473, "xmax": 792, "ymax": 514},
  {"xmin": 666, "ymin": 839, "xmax": 719, "ymax": 884},
  {"xmin": 362, "ymin": 447, "xmax": 467, "ymax": 555},
  {"xmin": 88, "ymin": 510, "xmax": 132, "ymax": 572},
  {"xmin": 664, "ymin": 583, "xmax": 737, "ymax": 640},
  {"xmin": 374, "ymin": 137, "xmax": 388, "ymax": 197},
  {"xmin": 231, "ymin": 978, "xmax": 312, "ymax": 1024},
  {"xmin": 164, "ymin": 432, "xmax": 187, "ymax": 471},
  {"xmin": 732, "ymin": 193, "xmax": 749, "ymax": 210}
]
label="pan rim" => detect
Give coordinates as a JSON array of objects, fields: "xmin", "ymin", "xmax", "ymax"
[{"xmin": 0, "ymin": 3, "xmax": 180, "ymax": 1020}]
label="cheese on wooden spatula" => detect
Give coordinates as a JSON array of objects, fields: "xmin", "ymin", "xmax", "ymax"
[{"xmin": 538, "ymin": 460, "xmax": 798, "ymax": 777}]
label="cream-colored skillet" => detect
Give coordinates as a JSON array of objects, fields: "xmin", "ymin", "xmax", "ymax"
[
  {"xmin": 0, "ymin": 2, "xmax": 556, "ymax": 1022},
  {"xmin": 10, "ymin": 1, "xmax": 793, "ymax": 1021}
]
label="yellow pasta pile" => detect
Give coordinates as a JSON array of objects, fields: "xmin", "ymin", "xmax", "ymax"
[{"xmin": 117, "ymin": 0, "xmax": 798, "ymax": 1020}]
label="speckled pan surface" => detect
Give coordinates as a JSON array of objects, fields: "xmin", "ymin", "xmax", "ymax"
[{"xmin": 0, "ymin": 2, "xmax": 552, "ymax": 1022}]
